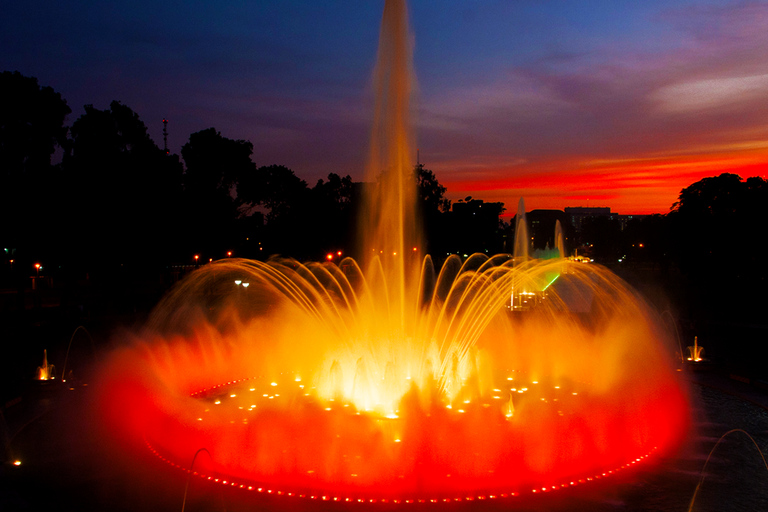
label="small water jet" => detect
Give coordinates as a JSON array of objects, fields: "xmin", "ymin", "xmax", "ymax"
[
  {"xmin": 36, "ymin": 349, "xmax": 55, "ymax": 381},
  {"xmin": 687, "ymin": 336, "xmax": 704, "ymax": 362},
  {"xmin": 94, "ymin": 0, "xmax": 689, "ymax": 504}
]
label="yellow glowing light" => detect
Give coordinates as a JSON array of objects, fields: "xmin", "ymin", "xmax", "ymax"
[
  {"xmin": 13, "ymin": 460, "xmax": 21, "ymax": 466},
  {"xmin": 270, "ymin": 382, "xmax": 277, "ymax": 387}
]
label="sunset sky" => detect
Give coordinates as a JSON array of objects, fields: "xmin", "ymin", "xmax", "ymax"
[{"xmin": 3, "ymin": 1, "xmax": 768, "ymax": 215}]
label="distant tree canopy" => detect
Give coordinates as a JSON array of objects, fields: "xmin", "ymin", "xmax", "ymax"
[
  {"xmin": 63, "ymin": 101, "xmax": 184, "ymax": 266},
  {"xmin": 414, "ymin": 163, "xmax": 451, "ymax": 215},
  {"xmin": 0, "ymin": 71, "xmax": 71, "ymax": 257},
  {"xmin": 180, "ymin": 128, "xmax": 256, "ymax": 255},
  {"xmin": 0, "ymin": 71, "xmax": 70, "ymax": 177},
  {"xmin": 669, "ymin": 173, "xmax": 767, "ymax": 274},
  {"xmin": 668, "ymin": 173, "xmax": 767, "ymax": 292}
]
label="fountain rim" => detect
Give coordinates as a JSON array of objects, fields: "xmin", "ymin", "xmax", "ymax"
[{"xmin": 142, "ymin": 374, "xmax": 662, "ymax": 504}]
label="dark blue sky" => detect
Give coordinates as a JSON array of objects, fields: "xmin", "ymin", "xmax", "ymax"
[{"xmin": 3, "ymin": 0, "xmax": 767, "ymax": 213}]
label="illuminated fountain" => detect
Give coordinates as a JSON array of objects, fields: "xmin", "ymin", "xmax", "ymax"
[
  {"xmin": 95, "ymin": 0, "xmax": 688, "ymax": 504},
  {"xmin": 687, "ymin": 336, "xmax": 704, "ymax": 362},
  {"xmin": 36, "ymin": 349, "xmax": 55, "ymax": 381}
]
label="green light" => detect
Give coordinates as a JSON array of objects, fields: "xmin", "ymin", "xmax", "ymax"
[{"xmin": 541, "ymin": 273, "xmax": 560, "ymax": 291}]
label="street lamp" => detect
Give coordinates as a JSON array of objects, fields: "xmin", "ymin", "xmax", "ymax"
[{"xmin": 34, "ymin": 263, "xmax": 41, "ymax": 277}]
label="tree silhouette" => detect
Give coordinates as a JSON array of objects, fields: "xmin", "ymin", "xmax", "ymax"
[
  {"xmin": 414, "ymin": 163, "xmax": 451, "ymax": 214},
  {"xmin": 412, "ymin": 163, "xmax": 452, "ymax": 255},
  {"xmin": 307, "ymin": 173, "xmax": 354, "ymax": 257},
  {"xmin": 0, "ymin": 71, "xmax": 71, "ymax": 263},
  {"xmin": 181, "ymin": 128, "xmax": 256, "ymax": 257},
  {"xmin": 0, "ymin": 71, "xmax": 70, "ymax": 177},
  {"xmin": 668, "ymin": 172, "xmax": 767, "ymax": 321},
  {"xmin": 64, "ymin": 101, "xmax": 183, "ymax": 268}
]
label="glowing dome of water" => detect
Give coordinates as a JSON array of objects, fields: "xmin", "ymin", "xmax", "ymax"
[
  {"xmin": 94, "ymin": 0, "xmax": 688, "ymax": 504},
  {"xmin": 97, "ymin": 254, "xmax": 688, "ymax": 502}
]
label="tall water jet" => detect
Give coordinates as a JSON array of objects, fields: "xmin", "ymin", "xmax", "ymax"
[
  {"xmin": 554, "ymin": 220, "xmax": 565, "ymax": 258},
  {"xmin": 361, "ymin": 0, "xmax": 419, "ymax": 333},
  {"xmin": 513, "ymin": 197, "xmax": 529, "ymax": 261}
]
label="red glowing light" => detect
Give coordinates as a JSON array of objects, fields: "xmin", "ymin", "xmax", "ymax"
[
  {"xmin": 326, "ymin": 253, "xmax": 334, "ymax": 260},
  {"xmin": 94, "ymin": 258, "xmax": 689, "ymax": 504}
]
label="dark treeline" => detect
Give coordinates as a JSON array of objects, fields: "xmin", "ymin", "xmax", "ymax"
[
  {"xmin": 3, "ymin": 71, "xmax": 768, "ymax": 323},
  {"xmin": 1, "ymin": 72, "xmax": 358, "ymax": 274},
  {"xmin": 3, "ymin": 71, "xmax": 768, "ymax": 378},
  {"xmin": 566, "ymin": 173, "xmax": 768, "ymax": 320},
  {"xmin": 1, "ymin": 72, "xmax": 460, "ymax": 274}
]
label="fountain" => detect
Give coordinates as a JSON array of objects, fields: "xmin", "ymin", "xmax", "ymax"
[
  {"xmin": 36, "ymin": 349, "xmax": 55, "ymax": 381},
  {"xmin": 94, "ymin": 0, "xmax": 688, "ymax": 504},
  {"xmin": 687, "ymin": 336, "xmax": 704, "ymax": 362}
]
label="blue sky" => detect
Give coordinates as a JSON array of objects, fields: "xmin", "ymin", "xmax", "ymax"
[{"xmin": 3, "ymin": 0, "xmax": 767, "ymax": 213}]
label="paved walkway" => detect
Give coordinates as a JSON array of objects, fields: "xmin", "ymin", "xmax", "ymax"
[{"xmin": 687, "ymin": 366, "xmax": 768, "ymax": 411}]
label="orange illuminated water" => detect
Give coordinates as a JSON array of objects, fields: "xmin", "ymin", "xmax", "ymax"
[{"xmin": 94, "ymin": 0, "xmax": 689, "ymax": 503}]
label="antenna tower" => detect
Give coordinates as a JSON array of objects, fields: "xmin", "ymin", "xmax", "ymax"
[{"xmin": 162, "ymin": 118, "xmax": 169, "ymax": 155}]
